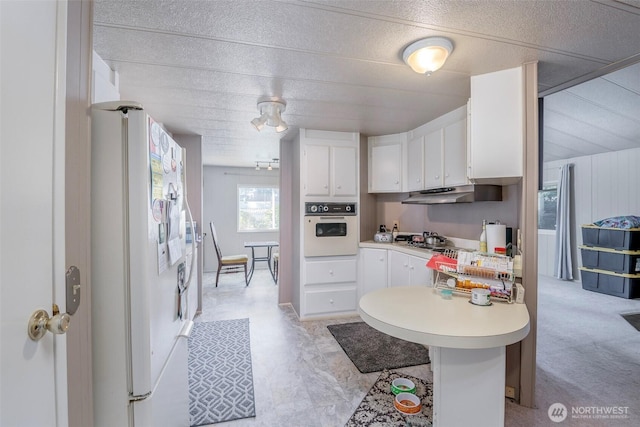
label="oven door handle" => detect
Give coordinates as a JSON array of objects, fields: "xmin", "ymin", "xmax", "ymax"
[{"xmin": 318, "ymin": 216, "xmax": 345, "ymax": 220}]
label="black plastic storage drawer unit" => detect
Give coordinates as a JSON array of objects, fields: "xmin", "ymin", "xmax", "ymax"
[
  {"xmin": 581, "ymin": 225, "xmax": 640, "ymax": 250},
  {"xmin": 580, "ymin": 267, "xmax": 640, "ymax": 299},
  {"xmin": 580, "ymin": 246, "xmax": 640, "ymax": 274}
]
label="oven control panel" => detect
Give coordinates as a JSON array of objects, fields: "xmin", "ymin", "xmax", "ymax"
[{"xmin": 304, "ymin": 202, "xmax": 357, "ymax": 216}]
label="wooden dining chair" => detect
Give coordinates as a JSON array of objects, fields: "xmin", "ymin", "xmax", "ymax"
[{"xmin": 209, "ymin": 222, "xmax": 249, "ymax": 286}]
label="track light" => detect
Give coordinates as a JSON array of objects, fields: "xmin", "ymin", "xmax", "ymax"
[
  {"xmin": 251, "ymin": 100, "xmax": 288, "ymax": 133},
  {"xmin": 255, "ymin": 158, "xmax": 279, "ymax": 171}
]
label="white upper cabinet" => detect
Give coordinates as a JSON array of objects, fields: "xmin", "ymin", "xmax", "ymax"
[
  {"xmin": 332, "ymin": 146, "xmax": 357, "ymax": 196},
  {"xmin": 301, "ymin": 129, "xmax": 359, "ymax": 198},
  {"xmin": 405, "ymin": 136, "xmax": 424, "ymax": 192},
  {"xmin": 468, "ymin": 66, "xmax": 524, "ymax": 184},
  {"xmin": 368, "ymin": 133, "xmax": 405, "ymax": 193},
  {"xmin": 420, "ymin": 106, "xmax": 468, "ymax": 190},
  {"xmin": 443, "ymin": 119, "xmax": 467, "ymax": 187},
  {"xmin": 304, "ymin": 144, "xmax": 331, "ymax": 196},
  {"xmin": 424, "ymin": 129, "xmax": 443, "ymax": 189}
]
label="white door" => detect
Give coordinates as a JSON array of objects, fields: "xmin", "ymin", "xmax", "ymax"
[{"xmin": 1, "ymin": 1, "xmax": 69, "ymax": 425}]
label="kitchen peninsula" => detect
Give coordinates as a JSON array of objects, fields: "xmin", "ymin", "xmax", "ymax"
[{"xmin": 359, "ymin": 286, "xmax": 529, "ymax": 427}]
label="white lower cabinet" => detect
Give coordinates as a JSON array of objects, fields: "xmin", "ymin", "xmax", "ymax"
[
  {"xmin": 360, "ymin": 247, "xmax": 432, "ymax": 297},
  {"xmin": 359, "ymin": 248, "xmax": 388, "ymax": 296},
  {"xmin": 389, "ymin": 251, "xmax": 432, "ymax": 287},
  {"xmin": 305, "ymin": 288, "xmax": 358, "ymax": 315},
  {"xmin": 302, "ymin": 257, "xmax": 358, "ymax": 317}
]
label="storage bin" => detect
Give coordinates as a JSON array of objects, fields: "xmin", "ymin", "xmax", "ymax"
[
  {"xmin": 581, "ymin": 225, "xmax": 640, "ymax": 250},
  {"xmin": 580, "ymin": 267, "xmax": 640, "ymax": 299},
  {"xmin": 580, "ymin": 246, "xmax": 640, "ymax": 274}
]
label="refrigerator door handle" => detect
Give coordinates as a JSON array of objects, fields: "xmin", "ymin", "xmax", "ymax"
[{"xmin": 129, "ymin": 391, "xmax": 152, "ymax": 402}]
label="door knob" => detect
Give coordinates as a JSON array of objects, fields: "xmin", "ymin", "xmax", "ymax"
[{"xmin": 28, "ymin": 304, "xmax": 71, "ymax": 341}]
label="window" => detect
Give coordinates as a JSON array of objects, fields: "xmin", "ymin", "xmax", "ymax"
[
  {"xmin": 538, "ymin": 184, "xmax": 558, "ymax": 230},
  {"xmin": 238, "ymin": 186, "xmax": 279, "ymax": 232}
]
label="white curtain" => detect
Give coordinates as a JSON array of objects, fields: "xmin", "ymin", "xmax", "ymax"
[{"xmin": 554, "ymin": 163, "xmax": 574, "ymax": 280}]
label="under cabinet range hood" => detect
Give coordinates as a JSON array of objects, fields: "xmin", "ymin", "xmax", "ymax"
[{"xmin": 402, "ymin": 184, "xmax": 502, "ymax": 205}]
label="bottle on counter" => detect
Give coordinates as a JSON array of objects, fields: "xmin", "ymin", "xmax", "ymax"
[
  {"xmin": 479, "ymin": 220, "xmax": 487, "ymax": 253},
  {"xmin": 392, "ymin": 224, "xmax": 399, "ymax": 242}
]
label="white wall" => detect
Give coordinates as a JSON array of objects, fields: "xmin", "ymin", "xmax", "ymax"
[
  {"xmin": 92, "ymin": 51, "xmax": 119, "ymax": 103},
  {"xmin": 203, "ymin": 166, "xmax": 280, "ymax": 272},
  {"xmin": 538, "ymin": 147, "xmax": 640, "ymax": 277}
]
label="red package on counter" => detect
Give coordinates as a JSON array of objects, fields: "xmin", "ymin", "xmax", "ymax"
[{"xmin": 426, "ymin": 254, "xmax": 458, "ymax": 273}]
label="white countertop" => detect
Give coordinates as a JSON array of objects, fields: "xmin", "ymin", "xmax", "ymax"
[
  {"xmin": 359, "ymin": 286, "xmax": 530, "ymax": 349},
  {"xmin": 359, "ymin": 240, "xmax": 437, "ymax": 258}
]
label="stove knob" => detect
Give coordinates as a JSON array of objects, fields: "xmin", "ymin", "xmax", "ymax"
[
  {"xmin": 345, "ymin": 205, "xmax": 352, "ymax": 212},
  {"xmin": 310, "ymin": 205, "xmax": 318, "ymax": 213},
  {"xmin": 322, "ymin": 205, "xmax": 329, "ymax": 212}
]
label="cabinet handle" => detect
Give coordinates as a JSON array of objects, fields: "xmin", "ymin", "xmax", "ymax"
[
  {"xmin": 416, "ymin": 178, "xmax": 421, "ymax": 183},
  {"xmin": 324, "ymin": 185, "xmax": 328, "ymax": 189},
  {"xmin": 445, "ymin": 173, "xmax": 449, "ymax": 178},
  {"xmin": 329, "ymin": 270, "xmax": 334, "ymax": 275},
  {"xmin": 329, "ymin": 299, "xmax": 334, "ymax": 304},
  {"xmin": 337, "ymin": 184, "xmax": 342, "ymax": 189},
  {"xmin": 379, "ymin": 257, "xmax": 384, "ymax": 262},
  {"xmin": 435, "ymin": 175, "xmax": 439, "ymax": 179}
]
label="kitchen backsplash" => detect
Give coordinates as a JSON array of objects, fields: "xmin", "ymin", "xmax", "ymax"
[{"xmin": 372, "ymin": 184, "xmax": 521, "ymax": 241}]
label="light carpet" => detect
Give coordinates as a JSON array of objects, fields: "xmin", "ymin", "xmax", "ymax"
[
  {"xmin": 345, "ymin": 369, "xmax": 433, "ymax": 427},
  {"xmin": 327, "ymin": 322, "xmax": 430, "ymax": 373},
  {"xmin": 188, "ymin": 319, "xmax": 255, "ymax": 426}
]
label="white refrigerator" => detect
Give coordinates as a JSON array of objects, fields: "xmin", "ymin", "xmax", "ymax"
[{"xmin": 91, "ymin": 101, "xmax": 196, "ymax": 427}]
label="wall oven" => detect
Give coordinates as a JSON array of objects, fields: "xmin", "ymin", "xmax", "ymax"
[{"xmin": 304, "ymin": 202, "xmax": 358, "ymax": 257}]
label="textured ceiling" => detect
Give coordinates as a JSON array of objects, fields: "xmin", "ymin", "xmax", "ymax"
[{"xmin": 93, "ymin": 0, "xmax": 640, "ymax": 166}]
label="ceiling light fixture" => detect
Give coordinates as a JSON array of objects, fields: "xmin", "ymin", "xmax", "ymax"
[
  {"xmin": 402, "ymin": 37, "xmax": 454, "ymax": 76},
  {"xmin": 251, "ymin": 100, "xmax": 288, "ymax": 133},
  {"xmin": 254, "ymin": 158, "xmax": 279, "ymax": 171}
]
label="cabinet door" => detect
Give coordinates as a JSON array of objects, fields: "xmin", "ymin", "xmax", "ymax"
[
  {"xmin": 408, "ymin": 255, "xmax": 432, "ymax": 286},
  {"xmin": 423, "ymin": 129, "xmax": 443, "ymax": 189},
  {"xmin": 360, "ymin": 248, "xmax": 388, "ymax": 296},
  {"xmin": 370, "ymin": 143, "xmax": 402, "ymax": 192},
  {"xmin": 332, "ymin": 146, "xmax": 357, "ymax": 196},
  {"xmin": 443, "ymin": 119, "xmax": 468, "ymax": 186},
  {"xmin": 388, "ymin": 251, "xmax": 411, "ymax": 287},
  {"xmin": 304, "ymin": 144, "xmax": 330, "ymax": 196},
  {"xmin": 406, "ymin": 136, "xmax": 424, "ymax": 192},
  {"xmin": 469, "ymin": 66, "xmax": 523, "ymax": 180}
]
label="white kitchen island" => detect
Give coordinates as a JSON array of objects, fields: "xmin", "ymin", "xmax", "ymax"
[{"xmin": 359, "ymin": 286, "xmax": 530, "ymax": 427}]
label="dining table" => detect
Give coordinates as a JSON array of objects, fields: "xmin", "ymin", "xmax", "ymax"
[{"xmin": 243, "ymin": 241, "xmax": 279, "ymax": 284}]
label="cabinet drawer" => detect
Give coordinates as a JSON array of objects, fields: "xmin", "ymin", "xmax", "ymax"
[
  {"xmin": 305, "ymin": 288, "xmax": 357, "ymax": 315},
  {"xmin": 305, "ymin": 259, "xmax": 357, "ymax": 284}
]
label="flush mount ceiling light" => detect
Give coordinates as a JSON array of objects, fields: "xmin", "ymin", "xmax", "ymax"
[
  {"xmin": 251, "ymin": 100, "xmax": 288, "ymax": 133},
  {"xmin": 402, "ymin": 37, "xmax": 454, "ymax": 76}
]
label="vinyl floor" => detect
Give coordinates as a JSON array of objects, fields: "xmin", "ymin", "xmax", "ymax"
[{"xmin": 197, "ymin": 269, "xmax": 640, "ymax": 427}]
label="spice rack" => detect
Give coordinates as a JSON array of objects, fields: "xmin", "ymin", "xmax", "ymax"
[{"xmin": 428, "ymin": 251, "xmax": 515, "ymax": 303}]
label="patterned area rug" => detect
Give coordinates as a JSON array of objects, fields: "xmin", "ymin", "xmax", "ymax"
[
  {"xmin": 327, "ymin": 322, "xmax": 430, "ymax": 373},
  {"xmin": 346, "ymin": 369, "xmax": 433, "ymax": 426},
  {"xmin": 188, "ymin": 319, "xmax": 256, "ymax": 426}
]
